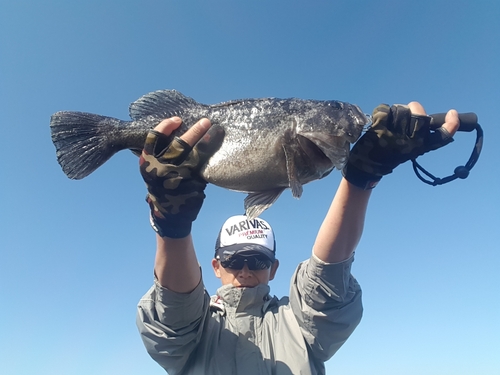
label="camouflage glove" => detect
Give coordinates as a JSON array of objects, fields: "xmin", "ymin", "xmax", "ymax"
[
  {"xmin": 139, "ymin": 125, "xmax": 224, "ymax": 238},
  {"xmin": 342, "ymin": 104, "xmax": 454, "ymax": 189}
]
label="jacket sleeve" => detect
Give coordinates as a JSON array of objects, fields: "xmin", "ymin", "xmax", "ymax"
[
  {"xmin": 136, "ymin": 278, "xmax": 210, "ymax": 375},
  {"xmin": 289, "ymin": 254, "xmax": 363, "ymax": 362}
]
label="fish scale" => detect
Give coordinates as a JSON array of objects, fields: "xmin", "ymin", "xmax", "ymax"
[{"xmin": 50, "ymin": 89, "xmax": 369, "ymax": 218}]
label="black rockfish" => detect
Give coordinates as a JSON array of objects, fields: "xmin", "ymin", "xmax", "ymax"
[{"xmin": 50, "ymin": 90, "xmax": 369, "ymax": 218}]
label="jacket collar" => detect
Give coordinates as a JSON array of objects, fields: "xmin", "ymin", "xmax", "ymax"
[{"xmin": 214, "ymin": 284, "xmax": 272, "ymax": 316}]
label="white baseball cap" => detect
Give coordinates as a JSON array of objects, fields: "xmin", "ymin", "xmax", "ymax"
[{"xmin": 214, "ymin": 215, "xmax": 276, "ymax": 262}]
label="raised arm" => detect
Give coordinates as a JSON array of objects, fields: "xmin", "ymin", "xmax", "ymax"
[
  {"xmin": 139, "ymin": 117, "xmax": 224, "ymax": 292},
  {"xmin": 313, "ymin": 179, "xmax": 371, "ymax": 263},
  {"xmin": 313, "ymin": 102, "xmax": 460, "ymax": 263}
]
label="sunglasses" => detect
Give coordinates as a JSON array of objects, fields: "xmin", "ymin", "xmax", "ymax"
[{"xmin": 220, "ymin": 256, "xmax": 272, "ymax": 270}]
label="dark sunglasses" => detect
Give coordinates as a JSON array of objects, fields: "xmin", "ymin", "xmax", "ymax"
[{"xmin": 220, "ymin": 256, "xmax": 272, "ymax": 270}]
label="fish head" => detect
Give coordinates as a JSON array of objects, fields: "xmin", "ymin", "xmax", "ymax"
[{"xmin": 295, "ymin": 101, "xmax": 370, "ymax": 170}]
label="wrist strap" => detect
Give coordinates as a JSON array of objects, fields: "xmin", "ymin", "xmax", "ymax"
[
  {"xmin": 150, "ymin": 214, "xmax": 192, "ymax": 238},
  {"xmin": 342, "ymin": 162, "xmax": 382, "ymax": 190}
]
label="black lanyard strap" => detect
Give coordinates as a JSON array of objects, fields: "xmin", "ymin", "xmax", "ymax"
[{"xmin": 411, "ymin": 112, "xmax": 484, "ymax": 186}]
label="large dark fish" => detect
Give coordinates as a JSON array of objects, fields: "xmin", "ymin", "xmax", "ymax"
[{"xmin": 50, "ymin": 90, "xmax": 369, "ymax": 218}]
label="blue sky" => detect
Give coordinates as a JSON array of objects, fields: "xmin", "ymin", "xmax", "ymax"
[{"xmin": 1, "ymin": 1, "xmax": 499, "ymax": 374}]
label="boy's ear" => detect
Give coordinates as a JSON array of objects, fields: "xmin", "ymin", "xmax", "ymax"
[
  {"xmin": 269, "ymin": 259, "xmax": 280, "ymax": 281},
  {"xmin": 211, "ymin": 258, "xmax": 222, "ymax": 278}
]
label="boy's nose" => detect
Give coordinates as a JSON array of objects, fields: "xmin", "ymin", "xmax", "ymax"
[{"xmin": 238, "ymin": 263, "xmax": 251, "ymax": 276}]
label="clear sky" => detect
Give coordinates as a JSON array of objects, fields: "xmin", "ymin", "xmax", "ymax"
[{"xmin": 1, "ymin": 1, "xmax": 499, "ymax": 374}]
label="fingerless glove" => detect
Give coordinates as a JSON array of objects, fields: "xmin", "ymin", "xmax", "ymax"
[
  {"xmin": 342, "ymin": 104, "xmax": 453, "ymax": 189},
  {"xmin": 139, "ymin": 125, "xmax": 224, "ymax": 238}
]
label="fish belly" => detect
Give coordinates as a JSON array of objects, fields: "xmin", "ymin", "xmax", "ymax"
[{"xmin": 200, "ymin": 136, "xmax": 290, "ymax": 192}]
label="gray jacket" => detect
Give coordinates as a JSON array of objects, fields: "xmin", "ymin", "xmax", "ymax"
[{"xmin": 137, "ymin": 255, "xmax": 362, "ymax": 374}]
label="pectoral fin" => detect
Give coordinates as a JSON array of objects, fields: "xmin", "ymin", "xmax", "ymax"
[
  {"xmin": 244, "ymin": 188, "xmax": 286, "ymax": 219},
  {"xmin": 282, "ymin": 142, "xmax": 303, "ymax": 199}
]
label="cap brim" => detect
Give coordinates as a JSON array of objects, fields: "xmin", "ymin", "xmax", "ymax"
[{"xmin": 216, "ymin": 243, "xmax": 275, "ymax": 262}]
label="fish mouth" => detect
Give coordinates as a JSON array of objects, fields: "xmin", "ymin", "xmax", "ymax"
[
  {"xmin": 349, "ymin": 105, "xmax": 372, "ymax": 137},
  {"xmin": 130, "ymin": 148, "xmax": 142, "ymax": 157}
]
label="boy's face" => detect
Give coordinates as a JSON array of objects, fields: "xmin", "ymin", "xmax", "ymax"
[{"xmin": 211, "ymin": 258, "xmax": 279, "ymax": 288}]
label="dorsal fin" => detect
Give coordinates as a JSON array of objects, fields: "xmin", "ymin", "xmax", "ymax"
[{"xmin": 128, "ymin": 89, "xmax": 203, "ymax": 120}]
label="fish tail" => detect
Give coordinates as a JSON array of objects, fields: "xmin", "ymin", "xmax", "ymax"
[{"xmin": 50, "ymin": 111, "xmax": 126, "ymax": 179}]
